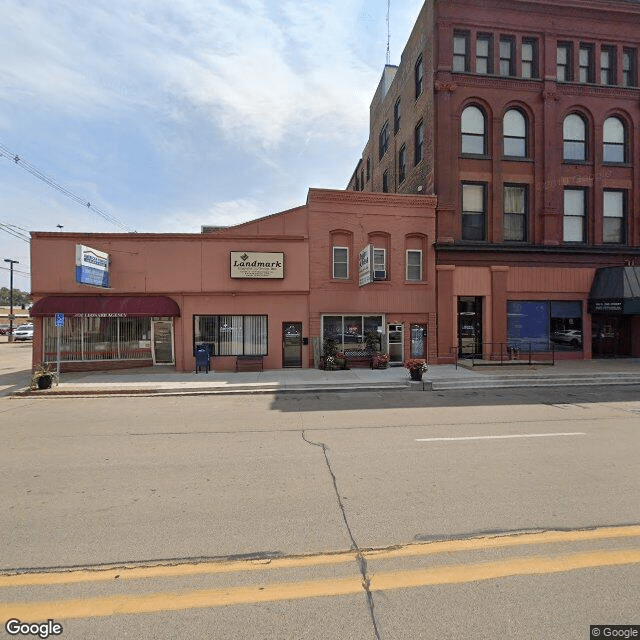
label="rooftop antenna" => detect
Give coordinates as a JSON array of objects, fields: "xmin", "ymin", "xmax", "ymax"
[{"xmin": 386, "ymin": 0, "xmax": 391, "ymax": 65}]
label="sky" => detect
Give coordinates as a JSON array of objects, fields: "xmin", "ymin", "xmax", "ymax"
[{"xmin": 0, "ymin": 0, "xmax": 425, "ymax": 292}]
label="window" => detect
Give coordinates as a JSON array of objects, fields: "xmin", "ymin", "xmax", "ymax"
[
  {"xmin": 406, "ymin": 250, "xmax": 422, "ymax": 281},
  {"xmin": 563, "ymin": 114, "xmax": 587, "ymax": 162},
  {"xmin": 414, "ymin": 120, "xmax": 424, "ymax": 165},
  {"xmin": 366, "ymin": 158, "xmax": 370, "ymax": 182},
  {"xmin": 563, "ymin": 188, "xmax": 586, "ymax": 243},
  {"xmin": 382, "ymin": 170, "xmax": 389, "ymax": 193},
  {"xmin": 322, "ymin": 315, "xmax": 384, "ymax": 352},
  {"xmin": 623, "ymin": 48, "xmax": 636, "ymax": 87},
  {"xmin": 603, "ymin": 117, "xmax": 626, "ymax": 163},
  {"xmin": 462, "ymin": 183, "xmax": 486, "ymax": 241},
  {"xmin": 194, "ymin": 315, "xmax": 267, "ymax": 356},
  {"xmin": 333, "ymin": 247, "xmax": 348, "ymax": 279},
  {"xmin": 379, "ymin": 121, "xmax": 390, "ymax": 159},
  {"xmin": 453, "ymin": 32, "xmax": 469, "ymax": 72},
  {"xmin": 499, "ymin": 37, "xmax": 515, "ymax": 76},
  {"xmin": 415, "ymin": 55, "xmax": 424, "ymax": 98},
  {"xmin": 461, "ymin": 106, "xmax": 486, "ymax": 155},
  {"xmin": 600, "ymin": 46, "xmax": 615, "ymax": 85},
  {"xmin": 508, "ymin": 301, "xmax": 583, "ymax": 352},
  {"xmin": 476, "ymin": 34, "xmax": 492, "ymax": 74},
  {"xmin": 398, "ymin": 145, "xmax": 406, "ymax": 183},
  {"xmin": 373, "ymin": 248, "xmax": 386, "ymax": 279},
  {"xmin": 394, "ymin": 98, "xmax": 401, "ymax": 134},
  {"xmin": 503, "ymin": 185, "xmax": 527, "ymax": 242},
  {"xmin": 360, "ymin": 169, "xmax": 364, "ymax": 191},
  {"xmin": 521, "ymin": 39, "xmax": 537, "ymax": 78},
  {"xmin": 503, "ymin": 109, "xmax": 527, "ymax": 158},
  {"xmin": 579, "ymin": 44, "xmax": 594, "ymax": 83},
  {"xmin": 557, "ymin": 42, "xmax": 572, "ymax": 82},
  {"xmin": 603, "ymin": 190, "xmax": 626, "ymax": 244}
]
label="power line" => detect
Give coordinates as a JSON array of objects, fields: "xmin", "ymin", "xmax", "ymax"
[
  {"xmin": 0, "ymin": 143, "xmax": 136, "ymax": 233},
  {"xmin": 0, "ymin": 264, "xmax": 30, "ymax": 277},
  {"xmin": 0, "ymin": 223, "xmax": 30, "ymax": 244}
]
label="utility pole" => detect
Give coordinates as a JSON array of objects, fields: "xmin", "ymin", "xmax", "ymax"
[{"xmin": 4, "ymin": 258, "xmax": 19, "ymax": 343}]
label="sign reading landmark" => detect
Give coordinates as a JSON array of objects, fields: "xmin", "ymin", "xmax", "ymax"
[
  {"xmin": 230, "ymin": 252, "xmax": 284, "ymax": 279},
  {"xmin": 75, "ymin": 245, "xmax": 110, "ymax": 288},
  {"xmin": 359, "ymin": 245, "xmax": 373, "ymax": 287}
]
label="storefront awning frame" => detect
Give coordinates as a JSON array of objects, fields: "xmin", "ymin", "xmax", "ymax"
[
  {"xmin": 588, "ymin": 267, "xmax": 640, "ymax": 315},
  {"xmin": 30, "ymin": 296, "xmax": 181, "ymax": 317}
]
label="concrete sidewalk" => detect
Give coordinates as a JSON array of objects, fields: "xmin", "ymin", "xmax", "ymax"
[{"xmin": 4, "ymin": 340, "xmax": 640, "ymax": 397}]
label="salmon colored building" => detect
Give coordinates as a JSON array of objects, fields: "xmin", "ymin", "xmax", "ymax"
[{"xmin": 29, "ymin": 189, "xmax": 437, "ymax": 372}]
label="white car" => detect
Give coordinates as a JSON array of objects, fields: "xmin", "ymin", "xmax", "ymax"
[
  {"xmin": 551, "ymin": 330, "xmax": 582, "ymax": 348},
  {"xmin": 13, "ymin": 324, "xmax": 34, "ymax": 341}
]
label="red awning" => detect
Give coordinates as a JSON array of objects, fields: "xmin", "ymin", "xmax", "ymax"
[{"xmin": 30, "ymin": 296, "xmax": 180, "ymax": 317}]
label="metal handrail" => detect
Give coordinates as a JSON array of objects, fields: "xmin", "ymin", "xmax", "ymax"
[{"xmin": 453, "ymin": 342, "xmax": 556, "ymax": 369}]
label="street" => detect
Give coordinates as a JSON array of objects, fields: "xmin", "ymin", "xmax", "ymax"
[{"xmin": 1, "ymin": 386, "xmax": 639, "ymax": 639}]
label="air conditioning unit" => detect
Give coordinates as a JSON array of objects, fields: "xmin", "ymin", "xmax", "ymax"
[{"xmin": 374, "ymin": 270, "xmax": 387, "ymax": 280}]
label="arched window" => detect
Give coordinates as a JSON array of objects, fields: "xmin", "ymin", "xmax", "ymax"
[
  {"xmin": 563, "ymin": 114, "xmax": 587, "ymax": 161},
  {"xmin": 603, "ymin": 117, "xmax": 626, "ymax": 163},
  {"xmin": 461, "ymin": 106, "xmax": 486, "ymax": 155},
  {"xmin": 503, "ymin": 109, "xmax": 527, "ymax": 157}
]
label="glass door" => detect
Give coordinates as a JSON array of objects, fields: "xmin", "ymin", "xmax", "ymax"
[
  {"xmin": 387, "ymin": 324, "xmax": 404, "ymax": 365},
  {"xmin": 458, "ymin": 297, "xmax": 483, "ymax": 358},
  {"xmin": 152, "ymin": 320, "xmax": 174, "ymax": 365},
  {"xmin": 282, "ymin": 322, "xmax": 302, "ymax": 368},
  {"xmin": 410, "ymin": 324, "xmax": 427, "ymax": 359}
]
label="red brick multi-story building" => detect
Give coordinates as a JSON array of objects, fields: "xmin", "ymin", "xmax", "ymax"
[{"xmin": 348, "ymin": 0, "xmax": 640, "ymax": 360}]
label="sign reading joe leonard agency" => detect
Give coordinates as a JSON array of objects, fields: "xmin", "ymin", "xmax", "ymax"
[
  {"xmin": 230, "ymin": 252, "xmax": 284, "ymax": 279},
  {"xmin": 75, "ymin": 245, "xmax": 110, "ymax": 287}
]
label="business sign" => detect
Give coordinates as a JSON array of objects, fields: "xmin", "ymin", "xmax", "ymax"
[
  {"xmin": 55, "ymin": 313, "xmax": 64, "ymax": 327},
  {"xmin": 588, "ymin": 299, "xmax": 623, "ymax": 314},
  {"xmin": 76, "ymin": 245, "xmax": 110, "ymax": 288},
  {"xmin": 359, "ymin": 245, "xmax": 373, "ymax": 287},
  {"xmin": 230, "ymin": 252, "xmax": 284, "ymax": 279}
]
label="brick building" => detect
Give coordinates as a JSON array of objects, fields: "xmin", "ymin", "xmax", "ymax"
[{"xmin": 348, "ymin": 0, "xmax": 640, "ymax": 360}]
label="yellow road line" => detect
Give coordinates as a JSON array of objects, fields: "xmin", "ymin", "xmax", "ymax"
[
  {"xmin": 1, "ymin": 549, "xmax": 638, "ymax": 620},
  {"xmin": 2, "ymin": 525, "xmax": 640, "ymax": 587}
]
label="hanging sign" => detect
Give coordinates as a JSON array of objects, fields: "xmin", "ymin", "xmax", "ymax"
[
  {"xmin": 359, "ymin": 245, "xmax": 373, "ymax": 287},
  {"xmin": 75, "ymin": 245, "xmax": 110, "ymax": 287}
]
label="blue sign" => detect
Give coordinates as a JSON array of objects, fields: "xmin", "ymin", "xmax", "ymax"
[{"xmin": 55, "ymin": 313, "xmax": 64, "ymax": 327}]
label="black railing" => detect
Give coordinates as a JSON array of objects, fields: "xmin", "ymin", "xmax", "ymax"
[{"xmin": 453, "ymin": 342, "xmax": 556, "ymax": 369}]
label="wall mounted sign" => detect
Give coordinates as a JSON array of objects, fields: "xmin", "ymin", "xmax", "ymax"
[
  {"xmin": 75, "ymin": 245, "xmax": 110, "ymax": 287},
  {"xmin": 588, "ymin": 299, "xmax": 623, "ymax": 314},
  {"xmin": 359, "ymin": 245, "xmax": 373, "ymax": 287},
  {"xmin": 230, "ymin": 252, "xmax": 284, "ymax": 279}
]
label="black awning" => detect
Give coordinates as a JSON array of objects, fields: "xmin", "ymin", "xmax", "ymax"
[
  {"xmin": 588, "ymin": 267, "xmax": 640, "ymax": 315},
  {"xmin": 30, "ymin": 296, "xmax": 180, "ymax": 317}
]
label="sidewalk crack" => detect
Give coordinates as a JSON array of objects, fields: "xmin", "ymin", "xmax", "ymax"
[{"xmin": 302, "ymin": 430, "xmax": 382, "ymax": 640}]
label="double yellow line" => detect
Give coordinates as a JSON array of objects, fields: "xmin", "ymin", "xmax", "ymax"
[{"xmin": 2, "ymin": 525, "xmax": 639, "ymax": 620}]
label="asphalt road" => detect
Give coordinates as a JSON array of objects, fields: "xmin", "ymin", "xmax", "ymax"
[{"xmin": 1, "ymin": 386, "xmax": 639, "ymax": 639}]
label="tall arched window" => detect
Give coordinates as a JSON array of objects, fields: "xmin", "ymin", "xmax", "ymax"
[
  {"xmin": 603, "ymin": 117, "xmax": 626, "ymax": 163},
  {"xmin": 503, "ymin": 109, "xmax": 527, "ymax": 157},
  {"xmin": 461, "ymin": 106, "xmax": 486, "ymax": 155},
  {"xmin": 563, "ymin": 114, "xmax": 587, "ymax": 161}
]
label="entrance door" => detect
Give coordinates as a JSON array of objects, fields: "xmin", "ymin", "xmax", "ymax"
[
  {"xmin": 152, "ymin": 320, "xmax": 174, "ymax": 365},
  {"xmin": 458, "ymin": 297, "xmax": 483, "ymax": 358},
  {"xmin": 387, "ymin": 324, "xmax": 404, "ymax": 365},
  {"xmin": 592, "ymin": 315, "xmax": 632, "ymax": 358},
  {"xmin": 410, "ymin": 324, "xmax": 428, "ymax": 359},
  {"xmin": 282, "ymin": 322, "xmax": 302, "ymax": 368}
]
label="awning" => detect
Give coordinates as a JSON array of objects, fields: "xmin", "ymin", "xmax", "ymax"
[
  {"xmin": 588, "ymin": 267, "xmax": 640, "ymax": 315},
  {"xmin": 30, "ymin": 296, "xmax": 180, "ymax": 317}
]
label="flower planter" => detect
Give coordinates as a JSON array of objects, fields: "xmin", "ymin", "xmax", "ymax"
[
  {"xmin": 409, "ymin": 369, "xmax": 423, "ymax": 381},
  {"xmin": 37, "ymin": 374, "xmax": 53, "ymax": 390}
]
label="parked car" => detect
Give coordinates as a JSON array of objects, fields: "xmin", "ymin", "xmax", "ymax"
[
  {"xmin": 13, "ymin": 324, "xmax": 34, "ymax": 341},
  {"xmin": 0, "ymin": 324, "xmax": 11, "ymax": 335},
  {"xmin": 551, "ymin": 329, "xmax": 582, "ymax": 348}
]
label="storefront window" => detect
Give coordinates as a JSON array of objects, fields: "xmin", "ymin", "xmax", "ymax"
[
  {"xmin": 321, "ymin": 315, "xmax": 384, "ymax": 352},
  {"xmin": 43, "ymin": 316, "xmax": 152, "ymax": 362},
  {"xmin": 194, "ymin": 315, "xmax": 267, "ymax": 356},
  {"xmin": 508, "ymin": 301, "xmax": 582, "ymax": 351}
]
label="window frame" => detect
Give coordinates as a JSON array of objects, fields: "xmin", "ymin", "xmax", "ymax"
[
  {"xmin": 603, "ymin": 116, "xmax": 627, "ymax": 164},
  {"xmin": 461, "ymin": 105, "xmax": 487, "ymax": 156},
  {"xmin": 379, "ymin": 121, "xmax": 390, "ymax": 160},
  {"xmin": 563, "ymin": 113, "xmax": 588, "ymax": 163},
  {"xmin": 603, "ymin": 189, "xmax": 626, "ymax": 245},
  {"xmin": 600, "ymin": 45, "xmax": 615, "ymax": 86},
  {"xmin": 563, "ymin": 188, "xmax": 587, "ymax": 243},
  {"xmin": 579, "ymin": 43, "xmax": 595, "ymax": 83},
  {"xmin": 415, "ymin": 54, "xmax": 424, "ymax": 98},
  {"xmin": 503, "ymin": 184, "xmax": 528, "ymax": 242},
  {"xmin": 461, "ymin": 182, "xmax": 487, "ymax": 242},
  {"xmin": 398, "ymin": 145, "xmax": 407, "ymax": 184},
  {"xmin": 622, "ymin": 47, "xmax": 637, "ymax": 87},
  {"xmin": 521, "ymin": 38, "xmax": 538, "ymax": 78},
  {"xmin": 414, "ymin": 120, "xmax": 424, "ymax": 165},
  {"xmin": 193, "ymin": 315, "xmax": 268, "ymax": 357},
  {"xmin": 406, "ymin": 249, "xmax": 423, "ymax": 282},
  {"xmin": 373, "ymin": 248, "xmax": 387, "ymax": 280},
  {"xmin": 453, "ymin": 31, "xmax": 470, "ymax": 72},
  {"xmin": 557, "ymin": 42, "xmax": 573, "ymax": 82},
  {"xmin": 394, "ymin": 98, "xmax": 401, "ymax": 134},
  {"xmin": 476, "ymin": 34, "xmax": 493, "ymax": 74},
  {"xmin": 503, "ymin": 109, "xmax": 527, "ymax": 158},
  {"xmin": 382, "ymin": 170, "xmax": 389, "ymax": 193},
  {"xmin": 332, "ymin": 246, "xmax": 349, "ymax": 280},
  {"xmin": 499, "ymin": 36, "xmax": 515, "ymax": 77}
]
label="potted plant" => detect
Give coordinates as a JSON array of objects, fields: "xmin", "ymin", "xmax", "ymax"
[
  {"xmin": 322, "ymin": 337, "xmax": 344, "ymax": 370},
  {"xmin": 30, "ymin": 363, "xmax": 57, "ymax": 390},
  {"xmin": 364, "ymin": 330, "xmax": 381, "ymax": 354},
  {"xmin": 404, "ymin": 358, "xmax": 427, "ymax": 381},
  {"xmin": 372, "ymin": 353, "xmax": 389, "ymax": 369}
]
